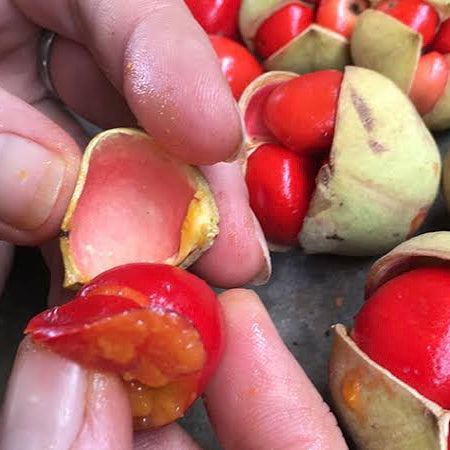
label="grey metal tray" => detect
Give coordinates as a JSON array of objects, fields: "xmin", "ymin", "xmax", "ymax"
[{"xmin": 1, "ymin": 131, "xmax": 450, "ymax": 449}]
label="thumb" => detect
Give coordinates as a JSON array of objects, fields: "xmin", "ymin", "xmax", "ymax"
[
  {"xmin": 0, "ymin": 337, "xmax": 133, "ymax": 450},
  {"xmin": 0, "ymin": 89, "xmax": 80, "ymax": 245}
]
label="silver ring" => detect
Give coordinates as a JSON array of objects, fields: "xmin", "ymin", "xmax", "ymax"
[{"xmin": 38, "ymin": 30, "xmax": 59, "ymax": 99}]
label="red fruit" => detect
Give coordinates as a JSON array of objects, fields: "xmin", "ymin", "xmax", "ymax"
[
  {"xmin": 375, "ymin": 0, "xmax": 439, "ymax": 47},
  {"xmin": 316, "ymin": 0, "xmax": 369, "ymax": 39},
  {"xmin": 353, "ymin": 267, "xmax": 450, "ymax": 409},
  {"xmin": 210, "ymin": 35, "xmax": 263, "ymax": 100},
  {"xmin": 26, "ymin": 263, "xmax": 224, "ymax": 429},
  {"xmin": 432, "ymin": 18, "xmax": 450, "ymax": 54},
  {"xmin": 246, "ymin": 144, "xmax": 318, "ymax": 246},
  {"xmin": 410, "ymin": 51, "xmax": 449, "ymax": 115},
  {"xmin": 254, "ymin": 3, "xmax": 315, "ymax": 59},
  {"xmin": 264, "ymin": 70, "xmax": 343, "ymax": 156},
  {"xmin": 185, "ymin": 0, "xmax": 241, "ymax": 38}
]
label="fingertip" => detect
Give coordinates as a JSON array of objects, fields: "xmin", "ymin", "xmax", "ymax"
[
  {"xmin": 205, "ymin": 288, "xmax": 348, "ymax": 450},
  {"xmin": 122, "ymin": 4, "xmax": 243, "ymax": 165}
]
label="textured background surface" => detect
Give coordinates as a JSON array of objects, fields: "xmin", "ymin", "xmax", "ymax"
[{"xmin": 1, "ymin": 131, "xmax": 450, "ymax": 449}]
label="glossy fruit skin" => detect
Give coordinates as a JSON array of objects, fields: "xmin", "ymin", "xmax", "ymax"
[
  {"xmin": 432, "ymin": 18, "xmax": 450, "ymax": 54},
  {"xmin": 316, "ymin": 0, "xmax": 369, "ymax": 39},
  {"xmin": 26, "ymin": 263, "xmax": 224, "ymax": 394},
  {"xmin": 375, "ymin": 0, "xmax": 439, "ymax": 47},
  {"xmin": 353, "ymin": 266, "xmax": 450, "ymax": 409},
  {"xmin": 210, "ymin": 35, "xmax": 263, "ymax": 100},
  {"xmin": 246, "ymin": 144, "xmax": 318, "ymax": 246},
  {"xmin": 185, "ymin": 0, "xmax": 241, "ymax": 38},
  {"xmin": 264, "ymin": 70, "xmax": 343, "ymax": 156},
  {"xmin": 410, "ymin": 51, "xmax": 449, "ymax": 115},
  {"xmin": 254, "ymin": 3, "xmax": 315, "ymax": 59}
]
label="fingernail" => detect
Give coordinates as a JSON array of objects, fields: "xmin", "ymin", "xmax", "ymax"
[
  {"xmin": 0, "ymin": 134, "xmax": 65, "ymax": 230},
  {"xmin": 250, "ymin": 211, "xmax": 272, "ymax": 286}
]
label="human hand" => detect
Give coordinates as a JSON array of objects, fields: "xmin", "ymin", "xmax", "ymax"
[
  {"xmin": 0, "ymin": 0, "xmax": 270, "ymax": 288},
  {"xmin": 1, "ymin": 289, "xmax": 348, "ymax": 449}
]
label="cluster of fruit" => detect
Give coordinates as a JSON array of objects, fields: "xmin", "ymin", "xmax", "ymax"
[{"xmin": 22, "ymin": 1, "xmax": 450, "ymax": 447}]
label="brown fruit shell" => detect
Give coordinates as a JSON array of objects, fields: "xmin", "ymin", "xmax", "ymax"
[
  {"xmin": 239, "ymin": 67, "xmax": 441, "ymax": 256},
  {"xmin": 239, "ymin": 0, "xmax": 350, "ymax": 73},
  {"xmin": 330, "ymin": 324, "xmax": 449, "ymax": 450},
  {"xmin": 61, "ymin": 128, "xmax": 219, "ymax": 288}
]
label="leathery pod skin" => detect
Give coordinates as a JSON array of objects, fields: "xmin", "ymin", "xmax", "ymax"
[
  {"xmin": 300, "ymin": 66, "xmax": 440, "ymax": 255},
  {"xmin": 239, "ymin": 0, "xmax": 351, "ymax": 74},
  {"xmin": 351, "ymin": 7, "xmax": 450, "ymax": 130},
  {"xmin": 60, "ymin": 128, "xmax": 219, "ymax": 288},
  {"xmin": 329, "ymin": 232, "xmax": 450, "ymax": 449},
  {"xmin": 239, "ymin": 67, "xmax": 441, "ymax": 256}
]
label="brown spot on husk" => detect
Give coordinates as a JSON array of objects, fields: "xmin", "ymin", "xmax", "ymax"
[
  {"xmin": 341, "ymin": 367, "xmax": 364, "ymax": 414},
  {"xmin": 433, "ymin": 162, "xmax": 440, "ymax": 176},
  {"xmin": 326, "ymin": 234, "xmax": 345, "ymax": 241},
  {"xmin": 350, "ymin": 87, "xmax": 374, "ymax": 132},
  {"xmin": 407, "ymin": 207, "xmax": 428, "ymax": 238},
  {"xmin": 319, "ymin": 165, "xmax": 331, "ymax": 187},
  {"xmin": 59, "ymin": 230, "xmax": 69, "ymax": 238},
  {"xmin": 368, "ymin": 139, "xmax": 388, "ymax": 154}
]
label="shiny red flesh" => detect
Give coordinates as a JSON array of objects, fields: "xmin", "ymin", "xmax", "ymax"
[
  {"xmin": 375, "ymin": 0, "xmax": 439, "ymax": 47},
  {"xmin": 210, "ymin": 34, "xmax": 264, "ymax": 100},
  {"xmin": 255, "ymin": 3, "xmax": 315, "ymax": 59},
  {"xmin": 432, "ymin": 18, "xmax": 450, "ymax": 54},
  {"xmin": 353, "ymin": 267, "xmax": 450, "ymax": 409},
  {"xmin": 410, "ymin": 51, "xmax": 449, "ymax": 115},
  {"xmin": 185, "ymin": 0, "xmax": 241, "ymax": 38},
  {"xmin": 316, "ymin": 0, "xmax": 369, "ymax": 39},
  {"xmin": 26, "ymin": 263, "xmax": 224, "ymax": 428},
  {"xmin": 263, "ymin": 70, "xmax": 343, "ymax": 156},
  {"xmin": 245, "ymin": 144, "xmax": 319, "ymax": 246}
]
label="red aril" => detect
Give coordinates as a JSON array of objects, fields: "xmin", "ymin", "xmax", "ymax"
[
  {"xmin": 255, "ymin": 3, "xmax": 315, "ymax": 59},
  {"xmin": 353, "ymin": 266, "xmax": 450, "ymax": 409},
  {"xmin": 210, "ymin": 35, "xmax": 263, "ymax": 100},
  {"xmin": 316, "ymin": 0, "xmax": 369, "ymax": 39},
  {"xmin": 185, "ymin": 0, "xmax": 241, "ymax": 38},
  {"xmin": 263, "ymin": 70, "xmax": 343, "ymax": 156},
  {"xmin": 432, "ymin": 18, "xmax": 450, "ymax": 54},
  {"xmin": 26, "ymin": 263, "xmax": 224, "ymax": 429},
  {"xmin": 410, "ymin": 51, "xmax": 449, "ymax": 115},
  {"xmin": 245, "ymin": 143, "xmax": 318, "ymax": 246},
  {"xmin": 375, "ymin": 0, "xmax": 439, "ymax": 47}
]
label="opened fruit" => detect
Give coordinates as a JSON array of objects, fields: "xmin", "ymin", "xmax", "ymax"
[
  {"xmin": 60, "ymin": 128, "xmax": 219, "ymax": 288},
  {"xmin": 329, "ymin": 232, "xmax": 450, "ymax": 449},
  {"xmin": 26, "ymin": 263, "xmax": 224, "ymax": 430},
  {"xmin": 239, "ymin": 67, "xmax": 441, "ymax": 255},
  {"xmin": 239, "ymin": 0, "xmax": 351, "ymax": 74}
]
